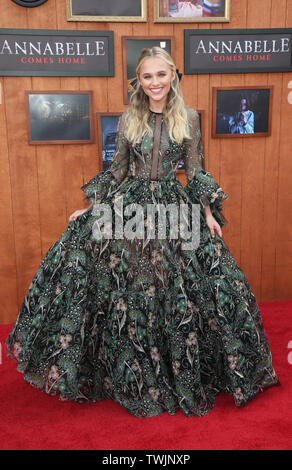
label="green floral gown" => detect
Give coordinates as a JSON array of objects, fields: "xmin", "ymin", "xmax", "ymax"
[{"xmin": 6, "ymin": 107, "xmax": 280, "ymax": 417}]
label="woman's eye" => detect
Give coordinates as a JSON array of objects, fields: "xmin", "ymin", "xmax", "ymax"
[{"xmin": 144, "ymin": 74, "xmax": 166, "ymax": 79}]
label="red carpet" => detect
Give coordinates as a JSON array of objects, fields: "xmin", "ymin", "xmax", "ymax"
[{"xmin": 1, "ymin": 300, "xmax": 291, "ymax": 450}]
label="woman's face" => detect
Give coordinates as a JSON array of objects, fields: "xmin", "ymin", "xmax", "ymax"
[
  {"xmin": 240, "ymin": 99, "xmax": 247, "ymax": 111},
  {"xmin": 137, "ymin": 57, "xmax": 175, "ymax": 109}
]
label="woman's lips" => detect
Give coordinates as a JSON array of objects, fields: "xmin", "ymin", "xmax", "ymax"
[{"xmin": 150, "ymin": 87, "xmax": 163, "ymax": 94}]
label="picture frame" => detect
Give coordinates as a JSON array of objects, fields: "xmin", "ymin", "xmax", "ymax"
[
  {"xmin": 25, "ymin": 91, "xmax": 94, "ymax": 144},
  {"xmin": 177, "ymin": 109, "xmax": 205, "ymax": 173},
  {"xmin": 154, "ymin": 0, "xmax": 230, "ymax": 23},
  {"xmin": 122, "ymin": 36, "xmax": 174, "ymax": 105},
  {"xmin": 96, "ymin": 112, "xmax": 122, "ymax": 171},
  {"xmin": 66, "ymin": 0, "xmax": 147, "ymax": 22},
  {"xmin": 212, "ymin": 86, "xmax": 273, "ymax": 138}
]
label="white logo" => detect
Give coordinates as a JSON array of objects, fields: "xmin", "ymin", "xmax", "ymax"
[{"xmin": 91, "ymin": 198, "xmax": 201, "ymax": 250}]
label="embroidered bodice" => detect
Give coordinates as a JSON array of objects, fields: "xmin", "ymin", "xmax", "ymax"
[
  {"xmin": 81, "ymin": 106, "xmax": 228, "ymax": 225},
  {"xmin": 109, "ymin": 106, "xmax": 204, "ymax": 183}
]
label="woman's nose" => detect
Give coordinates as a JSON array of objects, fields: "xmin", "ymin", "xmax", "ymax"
[{"xmin": 151, "ymin": 75, "xmax": 160, "ymax": 86}]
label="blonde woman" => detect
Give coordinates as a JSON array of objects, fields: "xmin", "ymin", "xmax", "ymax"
[{"xmin": 6, "ymin": 47, "xmax": 280, "ymax": 418}]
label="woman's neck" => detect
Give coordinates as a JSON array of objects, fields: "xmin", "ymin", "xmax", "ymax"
[{"xmin": 148, "ymin": 99, "xmax": 166, "ymax": 114}]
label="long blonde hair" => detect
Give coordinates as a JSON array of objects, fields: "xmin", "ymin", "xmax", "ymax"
[{"xmin": 124, "ymin": 47, "xmax": 191, "ymax": 145}]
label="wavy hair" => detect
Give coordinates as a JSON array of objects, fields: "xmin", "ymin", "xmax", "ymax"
[{"xmin": 124, "ymin": 47, "xmax": 191, "ymax": 145}]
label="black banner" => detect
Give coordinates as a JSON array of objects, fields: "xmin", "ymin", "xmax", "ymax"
[
  {"xmin": 0, "ymin": 28, "xmax": 114, "ymax": 76},
  {"xmin": 184, "ymin": 28, "xmax": 292, "ymax": 74}
]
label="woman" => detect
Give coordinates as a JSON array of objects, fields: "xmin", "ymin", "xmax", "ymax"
[
  {"xmin": 6, "ymin": 47, "xmax": 280, "ymax": 418},
  {"xmin": 229, "ymin": 97, "xmax": 255, "ymax": 134}
]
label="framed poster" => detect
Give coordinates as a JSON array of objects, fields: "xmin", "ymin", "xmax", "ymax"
[
  {"xmin": 0, "ymin": 28, "xmax": 114, "ymax": 76},
  {"xmin": 122, "ymin": 36, "xmax": 174, "ymax": 104},
  {"xmin": 96, "ymin": 112, "xmax": 122, "ymax": 170},
  {"xmin": 212, "ymin": 86, "xmax": 273, "ymax": 138},
  {"xmin": 154, "ymin": 0, "xmax": 230, "ymax": 23},
  {"xmin": 185, "ymin": 28, "xmax": 292, "ymax": 74},
  {"xmin": 67, "ymin": 0, "xmax": 147, "ymax": 22},
  {"xmin": 25, "ymin": 91, "xmax": 94, "ymax": 144},
  {"xmin": 177, "ymin": 110, "xmax": 205, "ymax": 173}
]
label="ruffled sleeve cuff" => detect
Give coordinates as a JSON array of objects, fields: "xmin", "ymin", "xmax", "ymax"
[
  {"xmin": 184, "ymin": 169, "xmax": 228, "ymax": 227},
  {"xmin": 81, "ymin": 169, "xmax": 120, "ymax": 204}
]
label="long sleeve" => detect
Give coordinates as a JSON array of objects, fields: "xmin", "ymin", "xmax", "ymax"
[
  {"xmin": 244, "ymin": 110, "xmax": 254, "ymax": 134},
  {"xmin": 81, "ymin": 110, "xmax": 130, "ymax": 204},
  {"xmin": 183, "ymin": 108, "xmax": 228, "ymax": 227}
]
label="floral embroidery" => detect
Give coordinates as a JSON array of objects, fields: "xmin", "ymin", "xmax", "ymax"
[
  {"xmin": 149, "ymin": 387, "xmax": 160, "ymax": 402},
  {"xmin": 13, "ymin": 342, "xmax": 22, "ymax": 359},
  {"xmin": 151, "ymin": 347, "xmax": 160, "ymax": 362},
  {"xmin": 5, "ymin": 106, "xmax": 280, "ymax": 418},
  {"xmin": 186, "ymin": 332, "xmax": 197, "ymax": 347},
  {"xmin": 48, "ymin": 365, "xmax": 59, "ymax": 381},
  {"xmin": 59, "ymin": 335, "xmax": 72, "ymax": 350}
]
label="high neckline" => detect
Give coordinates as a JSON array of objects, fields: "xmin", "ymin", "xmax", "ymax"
[{"xmin": 149, "ymin": 109, "xmax": 164, "ymax": 115}]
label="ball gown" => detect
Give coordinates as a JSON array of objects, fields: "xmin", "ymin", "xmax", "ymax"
[{"xmin": 6, "ymin": 106, "xmax": 280, "ymax": 417}]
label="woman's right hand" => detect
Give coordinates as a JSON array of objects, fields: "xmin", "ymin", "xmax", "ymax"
[{"xmin": 69, "ymin": 207, "xmax": 90, "ymax": 222}]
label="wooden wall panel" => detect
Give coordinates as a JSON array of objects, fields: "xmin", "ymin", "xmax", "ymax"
[
  {"xmin": 1, "ymin": 0, "xmax": 31, "ymax": 322},
  {"xmin": 2, "ymin": 0, "xmax": 29, "ymax": 28},
  {"xmin": 219, "ymin": 73, "xmax": 244, "ymax": 265},
  {"xmin": 60, "ymin": 77, "xmax": 83, "ymax": 223},
  {"xmin": 5, "ymin": 77, "xmax": 43, "ymax": 307},
  {"xmin": 0, "ymin": 0, "xmax": 292, "ymax": 324},
  {"xmin": 27, "ymin": 2, "xmax": 67, "ymax": 257},
  {"xmin": 275, "ymin": 0, "xmax": 292, "ymax": 298},
  {"xmin": 240, "ymin": 0, "xmax": 271, "ymax": 297},
  {"xmin": 26, "ymin": 0, "xmax": 58, "ymax": 29},
  {"xmin": 78, "ymin": 20, "xmax": 110, "ymax": 189},
  {"xmin": 0, "ymin": 77, "xmax": 19, "ymax": 324},
  {"xmin": 217, "ymin": 0, "xmax": 246, "ymax": 264},
  {"xmin": 261, "ymin": 0, "xmax": 287, "ymax": 301},
  {"xmin": 31, "ymin": 76, "xmax": 68, "ymax": 257}
]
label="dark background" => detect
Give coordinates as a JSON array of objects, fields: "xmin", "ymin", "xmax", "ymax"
[
  {"xmin": 72, "ymin": 0, "xmax": 142, "ymax": 16},
  {"xmin": 29, "ymin": 93, "xmax": 91, "ymax": 141}
]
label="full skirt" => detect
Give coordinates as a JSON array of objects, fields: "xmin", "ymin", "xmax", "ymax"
[{"xmin": 6, "ymin": 175, "xmax": 280, "ymax": 417}]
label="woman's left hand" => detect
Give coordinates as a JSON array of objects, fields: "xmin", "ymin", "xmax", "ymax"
[{"xmin": 205, "ymin": 213, "xmax": 222, "ymax": 239}]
